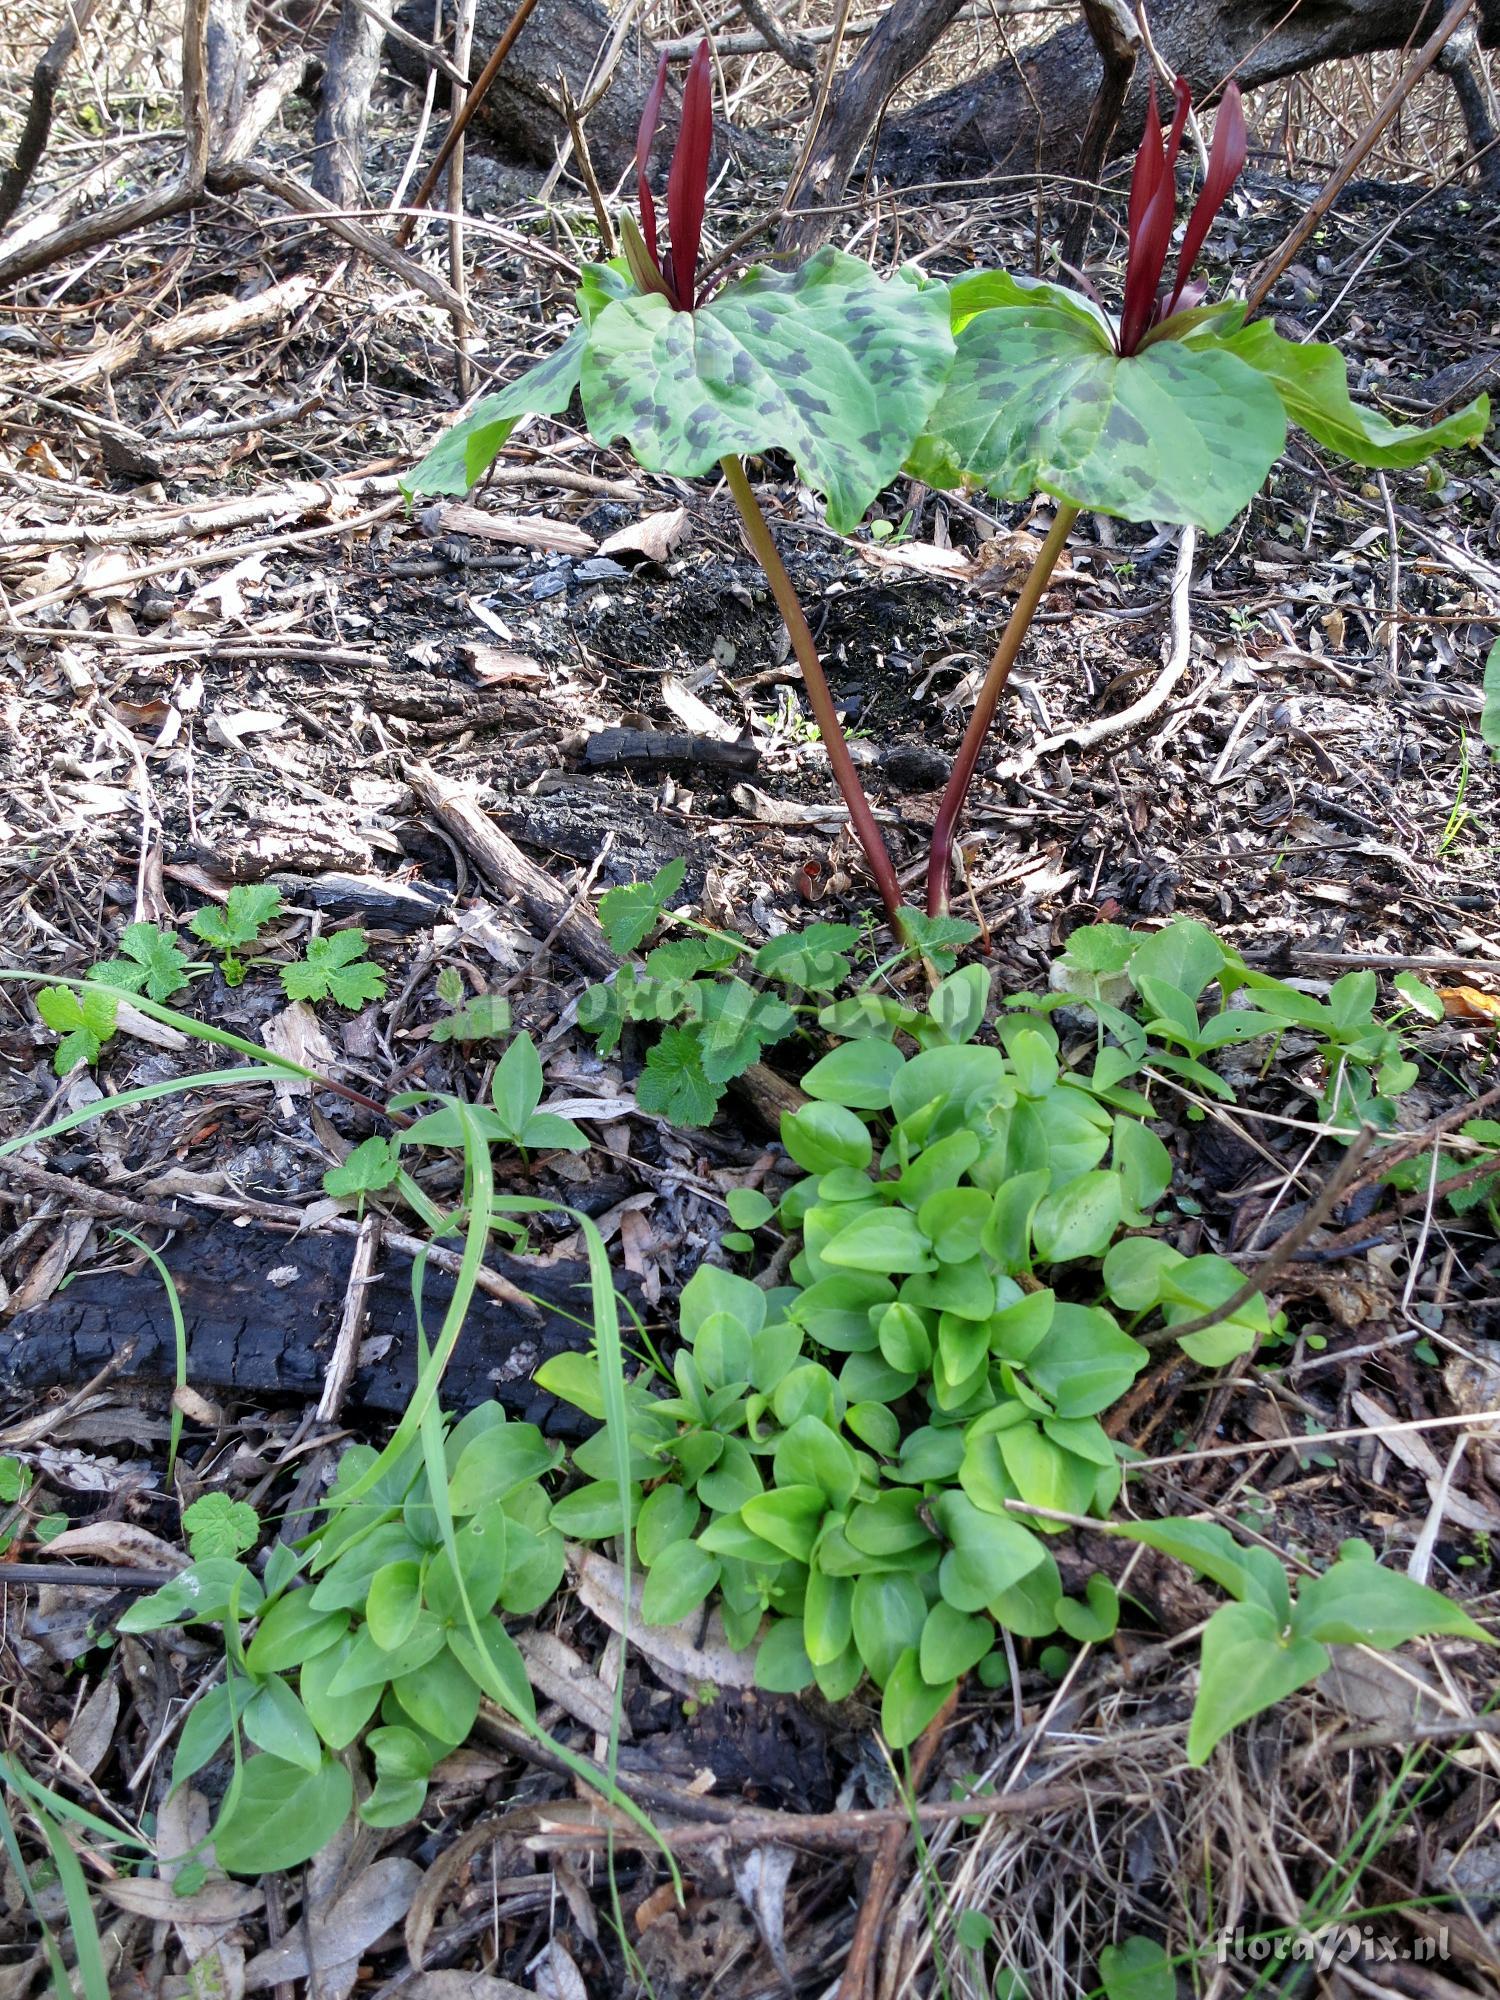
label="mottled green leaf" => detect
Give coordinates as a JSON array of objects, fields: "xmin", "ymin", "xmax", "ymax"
[
  {"xmin": 403, "ymin": 327, "xmax": 589, "ymax": 497},
  {"xmin": 1215, "ymin": 318, "xmax": 1489, "ymax": 469},
  {"xmin": 580, "ymin": 248, "xmax": 954, "ymax": 533},
  {"xmin": 911, "ymin": 308, "xmax": 1286, "ymax": 533}
]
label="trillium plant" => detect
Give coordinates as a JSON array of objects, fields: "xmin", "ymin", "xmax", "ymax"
[{"xmin": 407, "ymin": 54, "xmax": 1488, "ymax": 934}]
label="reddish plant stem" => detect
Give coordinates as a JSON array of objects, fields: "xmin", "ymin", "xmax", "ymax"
[
  {"xmin": 926, "ymin": 502, "xmax": 1080, "ymax": 916},
  {"xmin": 720, "ymin": 455, "xmax": 905, "ymax": 930}
]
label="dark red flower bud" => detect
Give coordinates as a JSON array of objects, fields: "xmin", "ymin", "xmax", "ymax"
[
  {"xmin": 1117, "ymin": 77, "xmax": 1190, "ymax": 356},
  {"xmin": 1164, "ymin": 82, "xmax": 1246, "ymax": 320},
  {"xmin": 634, "ymin": 51, "xmax": 670, "ymax": 275},
  {"xmin": 665, "ymin": 40, "xmax": 713, "ymax": 310}
]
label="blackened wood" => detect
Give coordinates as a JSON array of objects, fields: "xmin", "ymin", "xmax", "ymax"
[
  {"xmin": 581, "ymin": 729, "xmax": 759, "ymax": 772},
  {"xmin": 2, "ymin": 1218, "xmax": 602, "ymax": 1433}
]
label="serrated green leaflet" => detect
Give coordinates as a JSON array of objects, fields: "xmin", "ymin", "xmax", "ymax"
[
  {"xmin": 580, "ymin": 248, "xmax": 954, "ymax": 532},
  {"xmin": 1214, "ymin": 318, "xmax": 1489, "ymax": 468},
  {"xmin": 911, "ymin": 308, "xmax": 1286, "ymax": 533}
]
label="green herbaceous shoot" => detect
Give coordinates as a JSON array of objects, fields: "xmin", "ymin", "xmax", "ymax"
[
  {"xmin": 546, "ymin": 904, "xmax": 1492, "ymax": 1745},
  {"xmin": 406, "ymin": 63, "xmax": 1487, "ymax": 929},
  {"xmin": 6, "ymin": 891, "xmax": 1496, "ymax": 1872}
]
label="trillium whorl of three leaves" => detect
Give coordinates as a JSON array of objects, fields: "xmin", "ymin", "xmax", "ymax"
[
  {"xmin": 908, "ymin": 79, "xmax": 1486, "ymax": 535},
  {"xmin": 911, "ymin": 299, "xmax": 1286, "ymax": 535}
]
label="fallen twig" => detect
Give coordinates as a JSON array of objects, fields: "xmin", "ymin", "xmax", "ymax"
[
  {"xmin": 994, "ymin": 524, "xmax": 1197, "ymax": 781},
  {"xmin": 1144, "ymin": 1127, "xmax": 1376, "ymax": 1349},
  {"xmin": 837, "ymin": 1691, "xmax": 958, "ymax": 2000}
]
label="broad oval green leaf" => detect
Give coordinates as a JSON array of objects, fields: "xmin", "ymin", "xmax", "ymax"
[
  {"xmin": 579, "ymin": 249, "xmax": 955, "ymax": 533},
  {"xmin": 781, "ymin": 1101, "xmax": 874, "ymax": 1174},
  {"xmin": 801, "ymin": 1037, "xmax": 907, "ymax": 1109},
  {"xmin": 1031, "ymin": 1169, "xmax": 1123, "ymax": 1263},
  {"xmin": 881, "ymin": 1647, "xmax": 953, "ymax": 1747},
  {"xmin": 1025, "ymin": 1304, "xmax": 1147, "ymax": 1418},
  {"xmin": 213, "ymin": 1754, "xmax": 354, "ymax": 1876},
  {"xmin": 640, "ymin": 1541, "xmax": 721, "ymax": 1625},
  {"xmin": 821, "ymin": 1206, "xmax": 934, "ymax": 1274},
  {"xmin": 391, "ymin": 1645, "xmax": 481, "ymax": 1748},
  {"xmin": 911, "ymin": 308, "xmax": 1287, "ymax": 533},
  {"xmin": 242, "ymin": 1675, "xmax": 322, "ymax": 1774},
  {"xmin": 851, "ymin": 1572, "xmax": 927, "ymax": 1687},
  {"xmin": 1292, "ymin": 1557, "xmax": 1493, "ymax": 1649}
]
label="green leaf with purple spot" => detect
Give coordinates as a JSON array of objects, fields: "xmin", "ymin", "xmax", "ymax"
[
  {"xmin": 579, "ymin": 248, "xmax": 954, "ymax": 533},
  {"xmin": 1211, "ymin": 318, "xmax": 1489, "ymax": 469},
  {"xmin": 909, "ymin": 306, "xmax": 1286, "ymax": 533},
  {"xmin": 403, "ymin": 268, "xmax": 632, "ymax": 498}
]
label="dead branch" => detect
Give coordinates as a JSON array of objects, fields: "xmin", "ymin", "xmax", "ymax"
[
  {"xmin": 35, "ymin": 273, "xmax": 318, "ymax": 393},
  {"xmin": 0, "ymin": 475, "xmax": 399, "ymax": 553},
  {"xmin": 731, "ymin": 0, "xmax": 817, "ymax": 74},
  {"xmin": 394, "ymin": 0, "xmax": 545, "ymax": 246},
  {"xmin": 994, "ymin": 524, "xmax": 1198, "ymax": 782},
  {"xmin": 0, "ymin": 0, "xmax": 210, "ymax": 287},
  {"xmin": 207, "ymin": 159, "xmax": 468, "ymax": 317},
  {"xmin": 404, "ymin": 758, "xmax": 618, "ymax": 976},
  {"xmin": 0, "ymin": 0, "xmax": 103, "ymax": 230},
  {"xmin": 1246, "ymin": 0, "xmax": 1479, "ymax": 310},
  {"xmin": 1059, "ymin": 0, "xmax": 1142, "ymax": 269}
]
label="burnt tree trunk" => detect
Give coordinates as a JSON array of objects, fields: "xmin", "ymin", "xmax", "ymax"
[
  {"xmin": 388, "ymin": 0, "xmax": 668, "ymax": 178},
  {"xmin": 1437, "ymin": 19, "xmax": 1500, "ymax": 193},
  {"xmin": 313, "ymin": 0, "xmax": 387, "ymax": 204},
  {"xmin": 387, "ymin": 0, "xmax": 777, "ymax": 187},
  {"xmin": 872, "ymin": 0, "xmax": 1500, "ymax": 185},
  {"xmin": 777, "ymin": 0, "xmax": 969, "ymax": 256}
]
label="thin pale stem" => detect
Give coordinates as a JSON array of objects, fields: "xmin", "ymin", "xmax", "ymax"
[
  {"xmin": 926, "ymin": 503, "xmax": 1081, "ymax": 916},
  {"xmin": 719, "ymin": 455, "xmax": 905, "ymax": 929}
]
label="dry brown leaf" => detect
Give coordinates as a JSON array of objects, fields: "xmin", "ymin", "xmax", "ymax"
[
  {"xmin": 598, "ymin": 506, "xmax": 688, "ymax": 563},
  {"xmin": 104, "ymin": 1875, "xmax": 264, "ymax": 1926},
  {"xmin": 8, "ymin": 1217, "xmax": 93, "ymax": 1315},
  {"xmin": 243, "ymin": 1857, "xmax": 421, "ymax": 1989},
  {"xmin": 515, "ymin": 1628, "xmax": 622, "ymax": 1736},
  {"xmin": 733, "ymin": 1845, "xmax": 796, "ymax": 1988},
  {"xmin": 405, "ymin": 1820, "xmax": 510, "ymax": 1970},
  {"xmin": 207, "ymin": 708, "xmax": 287, "ymax": 752},
  {"xmin": 63, "ymin": 1676, "xmax": 120, "ymax": 1776},
  {"xmin": 407, "ymin": 1978, "xmax": 533, "ymax": 2000},
  {"xmin": 635, "ymin": 1882, "xmax": 680, "ymax": 1934},
  {"xmin": 660, "ymin": 673, "xmax": 738, "ymax": 741},
  {"xmin": 571, "ymin": 1548, "xmax": 759, "ymax": 1694},
  {"xmin": 528, "ymin": 1938, "xmax": 588, "ymax": 2000},
  {"xmin": 261, "ymin": 1000, "xmax": 339, "ymax": 1102},
  {"xmin": 855, "ymin": 536, "xmax": 972, "ymax": 581},
  {"xmin": 1438, "ymin": 986, "xmax": 1500, "ymax": 1021},
  {"xmin": 114, "ymin": 997, "xmax": 190, "ymax": 1051},
  {"xmin": 45, "ymin": 1521, "xmax": 188, "ymax": 1570}
]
